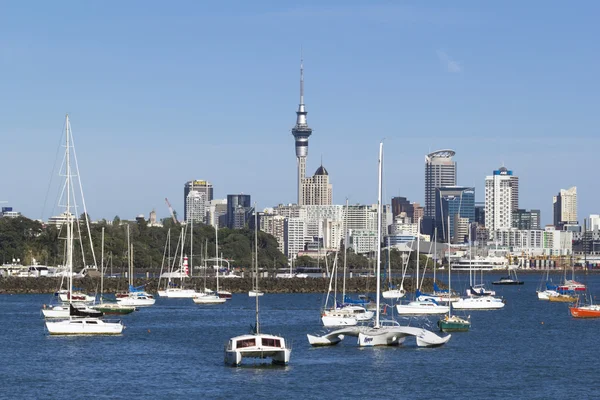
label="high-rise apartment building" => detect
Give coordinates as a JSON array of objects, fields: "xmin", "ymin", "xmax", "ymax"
[
  {"xmin": 184, "ymin": 180, "xmax": 213, "ymax": 222},
  {"xmin": 484, "ymin": 167, "xmax": 513, "ymax": 236},
  {"xmin": 207, "ymin": 199, "xmax": 227, "ymax": 228},
  {"xmin": 435, "ymin": 186, "xmax": 475, "ymax": 243},
  {"xmin": 226, "ymin": 194, "xmax": 251, "ymax": 229},
  {"xmin": 553, "ymin": 186, "xmax": 578, "ymax": 229},
  {"xmin": 424, "ymin": 150, "xmax": 457, "ymax": 218},
  {"xmin": 301, "ymin": 165, "xmax": 332, "ymax": 205}
]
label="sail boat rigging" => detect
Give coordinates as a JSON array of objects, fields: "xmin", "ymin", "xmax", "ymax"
[
  {"xmin": 224, "ymin": 204, "xmax": 291, "ymax": 366},
  {"xmin": 308, "ymin": 142, "xmax": 450, "ymax": 347},
  {"xmin": 45, "ymin": 115, "xmax": 124, "ymax": 335}
]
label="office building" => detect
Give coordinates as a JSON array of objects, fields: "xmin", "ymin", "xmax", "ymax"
[
  {"xmin": 184, "ymin": 180, "xmax": 213, "ymax": 222},
  {"xmin": 512, "ymin": 209, "xmax": 541, "ymax": 230},
  {"xmin": 485, "ymin": 167, "xmax": 513, "ymax": 235},
  {"xmin": 553, "ymin": 186, "xmax": 578, "ymax": 229},
  {"xmin": 391, "ymin": 197, "xmax": 412, "ymax": 220},
  {"xmin": 435, "ymin": 186, "xmax": 475, "ymax": 243},
  {"xmin": 226, "ymin": 194, "xmax": 251, "ymax": 229},
  {"xmin": 510, "ymin": 175, "xmax": 519, "ymax": 211},
  {"xmin": 424, "ymin": 150, "xmax": 457, "ymax": 218}
]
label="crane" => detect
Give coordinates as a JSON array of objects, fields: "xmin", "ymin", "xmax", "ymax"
[{"xmin": 165, "ymin": 198, "xmax": 178, "ymax": 224}]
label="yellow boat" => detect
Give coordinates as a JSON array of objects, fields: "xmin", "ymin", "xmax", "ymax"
[{"xmin": 548, "ymin": 294, "xmax": 578, "ymax": 303}]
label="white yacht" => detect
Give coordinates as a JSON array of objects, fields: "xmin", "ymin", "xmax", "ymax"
[
  {"xmin": 396, "ymin": 299, "xmax": 450, "ymax": 315},
  {"xmin": 452, "ymin": 296, "xmax": 505, "ymax": 310}
]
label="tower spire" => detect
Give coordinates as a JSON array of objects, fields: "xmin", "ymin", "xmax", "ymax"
[{"xmin": 300, "ymin": 46, "xmax": 304, "ymax": 106}]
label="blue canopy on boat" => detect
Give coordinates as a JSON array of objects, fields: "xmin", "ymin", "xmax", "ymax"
[
  {"xmin": 129, "ymin": 284, "xmax": 146, "ymax": 292},
  {"xmin": 433, "ymin": 283, "xmax": 448, "ymax": 293}
]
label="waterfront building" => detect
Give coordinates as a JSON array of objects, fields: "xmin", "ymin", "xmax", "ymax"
[
  {"xmin": 512, "ymin": 209, "xmax": 541, "ymax": 230},
  {"xmin": 284, "ymin": 217, "xmax": 309, "ymax": 259},
  {"xmin": 553, "ymin": 186, "xmax": 578, "ymax": 229},
  {"xmin": 485, "ymin": 167, "xmax": 513, "ymax": 236},
  {"xmin": 291, "ymin": 56, "xmax": 313, "ymax": 206},
  {"xmin": 301, "ymin": 165, "xmax": 333, "ymax": 205},
  {"xmin": 184, "ymin": 180, "xmax": 213, "ymax": 222},
  {"xmin": 493, "ymin": 227, "xmax": 572, "ymax": 256},
  {"xmin": 227, "ymin": 194, "xmax": 252, "ymax": 229},
  {"xmin": 435, "ymin": 186, "xmax": 475, "ymax": 244},
  {"xmin": 424, "ymin": 150, "xmax": 457, "ymax": 218}
]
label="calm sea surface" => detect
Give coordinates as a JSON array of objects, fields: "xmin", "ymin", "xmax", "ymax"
[{"xmin": 1, "ymin": 272, "xmax": 599, "ymax": 399}]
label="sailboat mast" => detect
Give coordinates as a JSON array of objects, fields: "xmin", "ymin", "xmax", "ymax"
[
  {"xmin": 448, "ymin": 216, "xmax": 452, "ymax": 318},
  {"xmin": 416, "ymin": 217, "xmax": 421, "ymax": 293},
  {"xmin": 343, "ymin": 198, "xmax": 348, "ymax": 300},
  {"xmin": 101, "ymin": 227, "xmax": 104, "ymax": 304},
  {"xmin": 375, "ymin": 142, "xmax": 383, "ymax": 328},
  {"xmin": 215, "ymin": 224, "xmax": 219, "ymax": 292},
  {"xmin": 65, "ymin": 115, "xmax": 73, "ymax": 306},
  {"xmin": 127, "ymin": 224, "xmax": 131, "ymax": 286},
  {"xmin": 190, "ymin": 196, "xmax": 194, "ymax": 279},
  {"xmin": 254, "ymin": 204, "xmax": 260, "ymax": 334}
]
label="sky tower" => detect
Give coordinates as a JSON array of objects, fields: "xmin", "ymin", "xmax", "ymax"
[{"xmin": 291, "ymin": 55, "xmax": 312, "ymax": 206}]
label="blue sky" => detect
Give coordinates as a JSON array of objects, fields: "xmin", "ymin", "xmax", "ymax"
[{"xmin": 1, "ymin": 1, "xmax": 598, "ymax": 225}]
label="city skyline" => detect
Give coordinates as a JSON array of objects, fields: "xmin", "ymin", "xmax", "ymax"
[{"xmin": 1, "ymin": 1, "xmax": 599, "ymax": 224}]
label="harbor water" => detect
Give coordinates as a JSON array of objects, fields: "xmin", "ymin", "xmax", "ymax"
[{"xmin": 0, "ymin": 272, "xmax": 598, "ymax": 399}]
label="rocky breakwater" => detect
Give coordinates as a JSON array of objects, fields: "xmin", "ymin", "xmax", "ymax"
[{"xmin": 0, "ymin": 276, "xmax": 445, "ymax": 295}]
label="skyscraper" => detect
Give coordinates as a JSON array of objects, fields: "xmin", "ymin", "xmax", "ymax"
[
  {"xmin": 184, "ymin": 180, "xmax": 213, "ymax": 222},
  {"xmin": 435, "ymin": 186, "xmax": 475, "ymax": 243},
  {"xmin": 553, "ymin": 186, "xmax": 577, "ymax": 229},
  {"xmin": 185, "ymin": 191, "xmax": 207, "ymax": 223},
  {"xmin": 291, "ymin": 56, "xmax": 313, "ymax": 206},
  {"xmin": 226, "ymin": 194, "xmax": 251, "ymax": 229},
  {"xmin": 301, "ymin": 165, "xmax": 332, "ymax": 205},
  {"xmin": 424, "ymin": 150, "xmax": 457, "ymax": 218},
  {"xmin": 391, "ymin": 197, "xmax": 412, "ymax": 220},
  {"xmin": 484, "ymin": 167, "xmax": 513, "ymax": 235}
]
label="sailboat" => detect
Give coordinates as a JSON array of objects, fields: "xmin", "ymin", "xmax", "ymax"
[
  {"xmin": 492, "ymin": 268, "xmax": 524, "ymax": 285},
  {"xmin": 158, "ymin": 226, "xmax": 199, "ymax": 298},
  {"xmin": 45, "ymin": 115, "xmax": 123, "ymax": 335},
  {"xmin": 438, "ymin": 217, "xmax": 470, "ymax": 332},
  {"xmin": 308, "ymin": 143, "xmax": 450, "ymax": 347},
  {"xmin": 381, "ymin": 235, "xmax": 406, "ymax": 299},
  {"xmin": 224, "ymin": 204, "xmax": 291, "ymax": 366},
  {"xmin": 396, "ymin": 220, "xmax": 449, "ymax": 316},
  {"xmin": 193, "ymin": 240, "xmax": 226, "ymax": 304},
  {"xmin": 248, "ymin": 224, "xmax": 264, "ymax": 297},
  {"xmin": 92, "ymin": 228, "xmax": 136, "ymax": 315},
  {"xmin": 248, "ymin": 236, "xmax": 264, "ymax": 297},
  {"xmin": 116, "ymin": 226, "xmax": 156, "ymax": 306}
]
